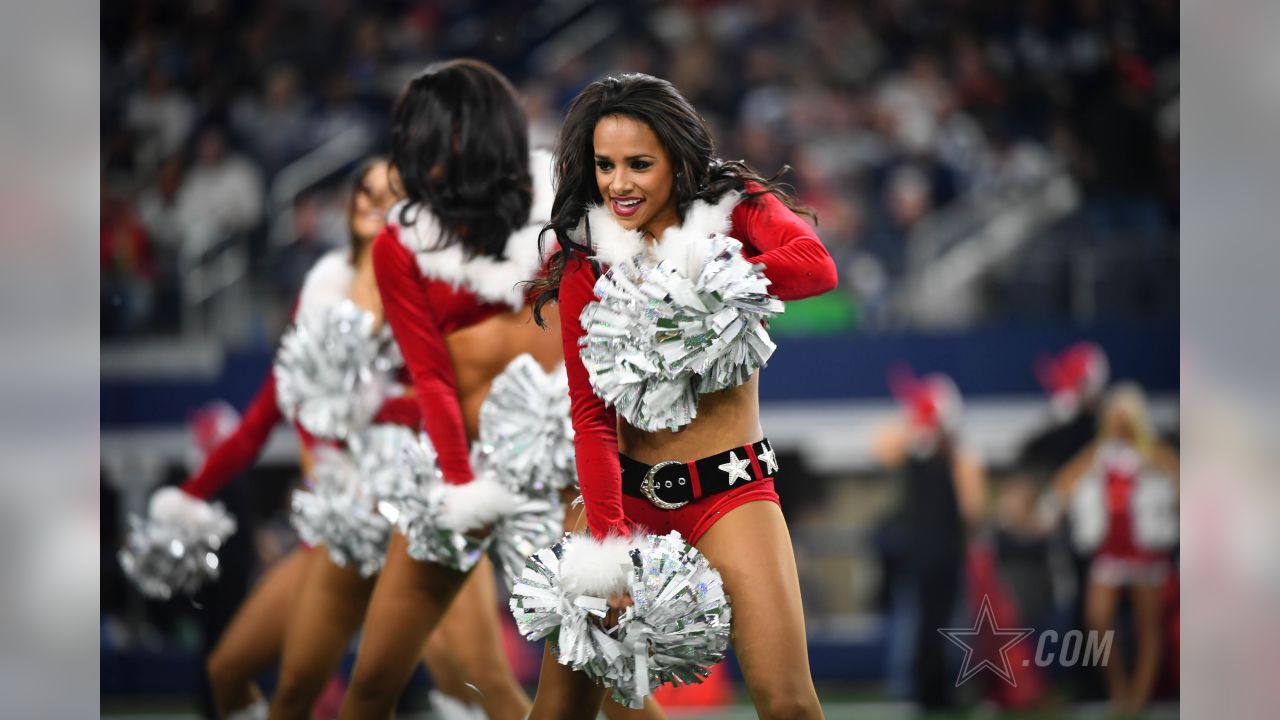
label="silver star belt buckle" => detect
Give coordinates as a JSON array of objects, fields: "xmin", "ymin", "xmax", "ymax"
[{"xmin": 640, "ymin": 460, "xmax": 690, "ymax": 510}]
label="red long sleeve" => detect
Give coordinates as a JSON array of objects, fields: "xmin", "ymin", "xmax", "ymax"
[
  {"xmin": 560, "ymin": 253, "xmax": 632, "ymax": 539},
  {"xmin": 181, "ymin": 374, "xmax": 284, "ymax": 500},
  {"xmin": 733, "ymin": 184, "xmax": 838, "ymax": 300},
  {"xmin": 372, "ymin": 228, "xmax": 474, "ymax": 484},
  {"xmin": 371, "ymin": 394, "xmax": 421, "ymax": 427}
]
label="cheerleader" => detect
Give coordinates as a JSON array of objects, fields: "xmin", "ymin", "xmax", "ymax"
[
  {"xmin": 1052, "ymin": 382, "xmax": 1178, "ymax": 715},
  {"xmin": 132, "ymin": 158, "xmax": 524, "ymax": 720},
  {"xmin": 182, "ymin": 156, "xmax": 400, "ymax": 718},
  {"xmin": 525, "ymin": 73, "xmax": 838, "ymax": 720},
  {"xmin": 335, "ymin": 58, "xmax": 666, "ymax": 720}
]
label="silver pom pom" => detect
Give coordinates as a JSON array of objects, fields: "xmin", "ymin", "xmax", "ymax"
[
  {"xmin": 118, "ymin": 489, "xmax": 237, "ymax": 600},
  {"xmin": 290, "ymin": 446, "xmax": 392, "ymax": 577},
  {"xmin": 383, "ymin": 433, "xmax": 490, "ymax": 572},
  {"xmin": 274, "ymin": 300, "xmax": 401, "ymax": 440},
  {"xmin": 351, "ymin": 424, "xmax": 419, "ymax": 501},
  {"xmin": 509, "ymin": 531, "xmax": 732, "ymax": 709},
  {"xmin": 472, "ymin": 447, "xmax": 564, "ymax": 589},
  {"xmin": 580, "ymin": 234, "xmax": 782, "ymax": 432},
  {"xmin": 478, "ymin": 354, "xmax": 577, "ymax": 495}
]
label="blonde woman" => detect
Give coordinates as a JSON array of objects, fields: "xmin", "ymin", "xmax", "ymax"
[{"xmin": 1053, "ymin": 382, "xmax": 1178, "ymax": 715}]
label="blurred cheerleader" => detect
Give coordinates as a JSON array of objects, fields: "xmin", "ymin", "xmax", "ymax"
[
  {"xmin": 335, "ymin": 58, "xmax": 664, "ymax": 720},
  {"xmin": 1052, "ymin": 382, "xmax": 1178, "ymax": 715},
  {"xmin": 172, "ymin": 156, "xmax": 404, "ymax": 718},
  {"xmin": 873, "ymin": 370, "xmax": 986, "ymax": 711},
  {"xmin": 131, "ymin": 158, "xmax": 530, "ymax": 720},
  {"xmin": 526, "ymin": 73, "xmax": 838, "ymax": 720}
]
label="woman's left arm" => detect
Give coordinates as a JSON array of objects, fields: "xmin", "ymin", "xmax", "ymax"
[{"xmin": 733, "ymin": 188, "xmax": 839, "ymax": 301}]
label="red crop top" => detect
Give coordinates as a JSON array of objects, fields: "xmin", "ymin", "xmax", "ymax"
[{"xmin": 560, "ymin": 186, "xmax": 839, "ymax": 538}]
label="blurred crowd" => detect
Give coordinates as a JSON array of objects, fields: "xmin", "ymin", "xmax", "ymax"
[{"xmin": 102, "ymin": 0, "xmax": 1179, "ymax": 341}]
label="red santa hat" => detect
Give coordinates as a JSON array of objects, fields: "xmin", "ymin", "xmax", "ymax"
[
  {"xmin": 889, "ymin": 365, "xmax": 963, "ymax": 435},
  {"xmin": 1035, "ymin": 341, "xmax": 1109, "ymax": 416}
]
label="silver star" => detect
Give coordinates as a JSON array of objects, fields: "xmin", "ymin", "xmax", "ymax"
[
  {"xmin": 758, "ymin": 443, "xmax": 779, "ymax": 474},
  {"xmin": 718, "ymin": 451, "xmax": 752, "ymax": 486}
]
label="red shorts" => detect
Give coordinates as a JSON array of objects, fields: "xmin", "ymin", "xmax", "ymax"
[{"xmin": 621, "ymin": 477, "xmax": 781, "ymax": 545}]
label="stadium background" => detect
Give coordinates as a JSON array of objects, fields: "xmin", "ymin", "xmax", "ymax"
[{"xmin": 100, "ymin": 1, "xmax": 1179, "ymax": 717}]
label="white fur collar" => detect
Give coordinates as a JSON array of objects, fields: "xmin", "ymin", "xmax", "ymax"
[
  {"xmin": 587, "ymin": 192, "xmax": 740, "ymax": 276},
  {"xmin": 390, "ymin": 149, "xmax": 555, "ymax": 310},
  {"xmin": 296, "ymin": 249, "xmax": 355, "ymax": 325}
]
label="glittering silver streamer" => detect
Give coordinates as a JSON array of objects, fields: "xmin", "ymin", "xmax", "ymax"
[
  {"xmin": 478, "ymin": 354, "xmax": 577, "ymax": 495},
  {"xmin": 352, "ymin": 424, "xmax": 418, "ymax": 501},
  {"xmin": 382, "ymin": 432, "xmax": 490, "ymax": 571},
  {"xmin": 471, "ymin": 447, "xmax": 564, "ymax": 589},
  {"xmin": 290, "ymin": 446, "xmax": 392, "ymax": 578},
  {"xmin": 508, "ymin": 531, "xmax": 732, "ymax": 709},
  {"xmin": 579, "ymin": 234, "xmax": 782, "ymax": 432},
  {"xmin": 274, "ymin": 300, "xmax": 401, "ymax": 441},
  {"xmin": 118, "ymin": 496, "xmax": 237, "ymax": 600}
]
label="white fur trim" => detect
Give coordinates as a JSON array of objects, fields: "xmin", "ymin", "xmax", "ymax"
[
  {"xmin": 588, "ymin": 192, "xmax": 740, "ymax": 276},
  {"xmin": 225, "ymin": 698, "xmax": 269, "ymax": 720},
  {"xmin": 559, "ymin": 534, "xmax": 635, "ymax": 598},
  {"xmin": 296, "ymin": 250, "xmax": 355, "ymax": 325},
  {"xmin": 585, "ymin": 204, "xmax": 645, "ymax": 267},
  {"xmin": 151, "ymin": 487, "xmax": 223, "ymax": 528},
  {"xmin": 390, "ymin": 150, "xmax": 556, "ymax": 310},
  {"xmin": 435, "ymin": 475, "xmax": 521, "ymax": 532}
]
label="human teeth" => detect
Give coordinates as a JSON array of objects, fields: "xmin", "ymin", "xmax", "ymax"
[{"xmin": 618, "ymin": 199, "xmax": 640, "ymax": 207}]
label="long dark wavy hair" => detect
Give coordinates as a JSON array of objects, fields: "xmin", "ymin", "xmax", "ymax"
[
  {"xmin": 389, "ymin": 59, "xmax": 531, "ymax": 259},
  {"xmin": 531, "ymin": 73, "xmax": 813, "ymax": 324},
  {"xmin": 346, "ymin": 155, "xmax": 389, "ymax": 264}
]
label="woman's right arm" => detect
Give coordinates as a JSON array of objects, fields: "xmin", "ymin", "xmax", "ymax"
[
  {"xmin": 372, "ymin": 227, "xmax": 474, "ymax": 484},
  {"xmin": 180, "ymin": 373, "xmax": 283, "ymax": 500},
  {"xmin": 560, "ymin": 254, "xmax": 631, "ymax": 539}
]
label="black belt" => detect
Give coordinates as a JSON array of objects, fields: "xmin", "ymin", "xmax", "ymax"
[{"xmin": 620, "ymin": 439, "xmax": 779, "ymax": 510}]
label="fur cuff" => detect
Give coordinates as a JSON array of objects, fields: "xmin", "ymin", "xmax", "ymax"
[
  {"xmin": 559, "ymin": 533, "xmax": 636, "ymax": 598},
  {"xmin": 151, "ymin": 487, "xmax": 217, "ymax": 525},
  {"xmin": 435, "ymin": 475, "xmax": 521, "ymax": 532}
]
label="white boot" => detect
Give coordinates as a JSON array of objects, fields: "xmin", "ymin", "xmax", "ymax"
[
  {"xmin": 226, "ymin": 697, "xmax": 269, "ymax": 720},
  {"xmin": 429, "ymin": 689, "xmax": 487, "ymax": 720}
]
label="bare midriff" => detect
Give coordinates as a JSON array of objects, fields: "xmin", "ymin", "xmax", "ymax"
[
  {"xmin": 447, "ymin": 304, "xmax": 564, "ymax": 441},
  {"xmin": 617, "ymin": 372, "xmax": 764, "ymax": 465}
]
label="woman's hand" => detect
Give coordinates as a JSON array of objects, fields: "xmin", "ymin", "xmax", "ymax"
[{"xmin": 598, "ymin": 592, "xmax": 635, "ymax": 630}]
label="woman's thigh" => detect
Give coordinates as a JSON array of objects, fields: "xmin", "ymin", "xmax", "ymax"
[
  {"xmin": 209, "ymin": 546, "xmax": 312, "ymax": 678},
  {"xmin": 346, "ymin": 532, "xmax": 469, "ymax": 695},
  {"xmin": 695, "ymin": 500, "xmax": 820, "ymax": 714},
  {"xmin": 279, "ymin": 550, "xmax": 374, "ymax": 677}
]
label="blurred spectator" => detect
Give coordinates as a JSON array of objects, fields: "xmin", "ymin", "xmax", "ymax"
[
  {"xmin": 125, "ymin": 65, "xmax": 195, "ymax": 171},
  {"xmin": 874, "ymin": 371, "xmax": 986, "ymax": 711},
  {"xmin": 102, "ymin": 0, "xmax": 1178, "ymax": 336},
  {"xmin": 269, "ymin": 194, "xmax": 340, "ymax": 306},
  {"xmin": 1020, "ymin": 341, "xmax": 1112, "ymax": 474},
  {"xmin": 136, "ymin": 155, "xmax": 186, "ymax": 264},
  {"xmin": 101, "ymin": 185, "xmax": 155, "ymax": 338},
  {"xmin": 232, "ymin": 65, "xmax": 315, "ymax": 177},
  {"xmin": 175, "ymin": 126, "xmax": 264, "ymax": 257}
]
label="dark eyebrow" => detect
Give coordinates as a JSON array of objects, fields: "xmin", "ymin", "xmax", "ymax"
[{"xmin": 594, "ymin": 154, "xmax": 655, "ymax": 161}]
